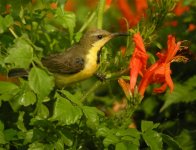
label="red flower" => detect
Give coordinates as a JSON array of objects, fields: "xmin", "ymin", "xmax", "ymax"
[
  {"xmin": 188, "ymin": 24, "xmax": 196, "ymax": 32},
  {"xmin": 50, "ymin": 2, "xmax": 57, "ymax": 9},
  {"xmin": 135, "ymin": 0, "xmax": 148, "ymax": 13},
  {"xmin": 117, "ymin": 0, "xmax": 148, "ymax": 28},
  {"xmin": 138, "ymin": 35, "xmax": 182, "ymax": 96},
  {"xmin": 174, "ymin": 0, "xmax": 189, "ymax": 16},
  {"xmin": 64, "ymin": 0, "xmax": 75, "ymax": 11},
  {"xmin": 118, "ymin": 78, "xmax": 132, "ymax": 99},
  {"xmin": 129, "ymin": 33, "xmax": 148, "ymax": 92}
]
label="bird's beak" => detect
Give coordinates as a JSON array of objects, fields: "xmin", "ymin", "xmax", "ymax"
[{"xmin": 110, "ymin": 32, "xmax": 130, "ymax": 38}]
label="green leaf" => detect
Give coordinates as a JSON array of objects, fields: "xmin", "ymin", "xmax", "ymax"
[
  {"xmin": 4, "ymin": 129, "xmax": 18, "ymax": 142},
  {"xmin": 142, "ymin": 130, "xmax": 163, "ymax": 150},
  {"xmin": 54, "ymin": 8, "xmax": 76, "ymax": 40},
  {"xmin": 82, "ymin": 106, "xmax": 104, "ymax": 129},
  {"xmin": 0, "ymin": 121, "xmax": 4, "ymax": 131},
  {"xmin": 115, "ymin": 128, "xmax": 140, "ymax": 146},
  {"xmin": 5, "ymin": 36, "xmax": 33, "ymax": 69},
  {"xmin": 60, "ymin": 133, "xmax": 73, "ymax": 147},
  {"xmin": 0, "ymin": 15, "xmax": 14, "ymax": 33},
  {"xmin": 0, "ymin": 82, "xmax": 19, "ymax": 95},
  {"xmin": 175, "ymin": 129, "xmax": 196, "ymax": 150},
  {"xmin": 161, "ymin": 76, "xmax": 196, "ymax": 111},
  {"xmin": 50, "ymin": 93, "xmax": 83, "ymax": 125},
  {"xmin": 0, "ymin": 81, "xmax": 19, "ymax": 101},
  {"xmin": 36, "ymin": 104, "xmax": 49, "ymax": 119},
  {"xmin": 29, "ymin": 66, "xmax": 54, "ymax": 99},
  {"xmin": 18, "ymin": 90, "xmax": 36, "ymax": 106},
  {"xmin": 116, "ymin": 128, "xmax": 140, "ymax": 139},
  {"xmin": 54, "ymin": 139, "xmax": 64, "ymax": 150},
  {"xmin": 141, "ymin": 120, "xmax": 159, "ymax": 132},
  {"xmin": 115, "ymin": 142, "xmax": 138, "ymax": 150},
  {"xmin": 103, "ymin": 134, "xmax": 120, "ymax": 147},
  {"xmin": 28, "ymin": 142, "xmax": 54, "ymax": 150},
  {"xmin": 17, "ymin": 111, "xmax": 26, "ymax": 132},
  {"xmin": 24, "ymin": 130, "xmax": 33, "ymax": 144},
  {"xmin": 96, "ymin": 127, "xmax": 111, "ymax": 137},
  {"xmin": 161, "ymin": 133, "xmax": 182, "ymax": 150},
  {"xmin": 0, "ymin": 131, "xmax": 6, "ymax": 144},
  {"xmin": 60, "ymin": 129, "xmax": 73, "ymax": 147},
  {"xmin": 59, "ymin": 90, "xmax": 83, "ymax": 106}
]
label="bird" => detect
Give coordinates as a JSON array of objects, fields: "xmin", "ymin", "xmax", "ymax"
[{"xmin": 8, "ymin": 29, "xmax": 128, "ymax": 88}]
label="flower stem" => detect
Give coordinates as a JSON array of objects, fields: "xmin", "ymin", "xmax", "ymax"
[{"xmin": 97, "ymin": 0, "xmax": 105, "ymax": 29}]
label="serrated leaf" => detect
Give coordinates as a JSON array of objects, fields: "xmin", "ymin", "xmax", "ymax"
[
  {"xmin": 29, "ymin": 66, "xmax": 54, "ymax": 99},
  {"xmin": 161, "ymin": 133, "xmax": 182, "ymax": 150},
  {"xmin": 82, "ymin": 106, "xmax": 104, "ymax": 129},
  {"xmin": 141, "ymin": 120, "xmax": 159, "ymax": 132},
  {"xmin": 5, "ymin": 36, "xmax": 33, "ymax": 69},
  {"xmin": 142, "ymin": 130, "xmax": 163, "ymax": 150},
  {"xmin": 50, "ymin": 93, "xmax": 83, "ymax": 125}
]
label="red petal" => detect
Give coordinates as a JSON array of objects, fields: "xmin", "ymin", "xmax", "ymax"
[{"xmin": 153, "ymin": 83, "xmax": 168, "ymax": 93}]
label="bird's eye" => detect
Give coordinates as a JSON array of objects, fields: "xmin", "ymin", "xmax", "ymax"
[{"xmin": 97, "ymin": 35, "xmax": 103, "ymax": 39}]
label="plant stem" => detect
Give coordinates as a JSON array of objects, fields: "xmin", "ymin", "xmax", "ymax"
[
  {"xmin": 97, "ymin": 0, "xmax": 105, "ymax": 29},
  {"xmin": 9, "ymin": 28, "xmax": 18, "ymax": 38},
  {"xmin": 79, "ymin": 11, "xmax": 96, "ymax": 33},
  {"xmin": 81, "ymin": 81, "xmax": 102, "ymax": 102},
  {"xmin": 106, "ymin": 68, "xmax": 129, "ymax": 80}
]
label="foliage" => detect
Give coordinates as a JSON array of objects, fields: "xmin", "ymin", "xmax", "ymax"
[{"xmin": 0, "ymin": 0, "xmax": 196, "ymax": 149}]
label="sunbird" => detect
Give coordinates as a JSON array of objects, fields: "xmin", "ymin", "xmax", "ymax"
[{"xmin": 8, "ymin": 29, "xmax": 128, "ymax": 88}]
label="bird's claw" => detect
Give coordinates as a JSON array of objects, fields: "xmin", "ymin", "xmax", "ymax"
[{"xmin": 95, "ymin": 72, "xmax": 106, "ymax": 82}]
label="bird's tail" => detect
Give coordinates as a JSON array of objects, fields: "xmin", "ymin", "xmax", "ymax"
[{"xmin": 8, "ymin": 68, "xmax": 28, "ymax": 77}]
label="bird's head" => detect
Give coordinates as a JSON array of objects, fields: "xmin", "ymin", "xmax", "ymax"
[{"xmin": 80, "ymin": 29, "xmax": 128, "ymax": 50}]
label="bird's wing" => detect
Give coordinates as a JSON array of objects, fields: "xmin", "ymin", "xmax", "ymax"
[{"xmin": 42, "ymin": 53, "xmax": 85, "ymax": 74}]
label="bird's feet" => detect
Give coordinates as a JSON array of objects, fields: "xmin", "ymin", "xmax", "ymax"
[{"xmin": 95, "ymin": 72, "xmax": 106, "ymax": 82}]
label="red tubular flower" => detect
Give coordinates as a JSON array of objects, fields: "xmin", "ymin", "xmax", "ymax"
[
  {"xmin": 118, "ymin": 78, "xmax": 132, "ymax": 99},
  {"xmin": 135, "ymin": 0, "xmax": 148, "ymax": 13},
  {"xmin": 138, "ymin": 35, "xmax": 182, "ymax": 96},
  {"xmin": 129, "ymin": 33, "xmax": 148, "ymax": 92},
  {"xmin": 117, "ymin": 0, "xmax": 148, "ymax": 28}
]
